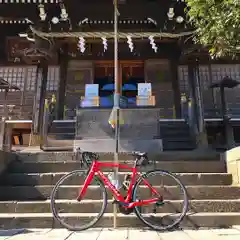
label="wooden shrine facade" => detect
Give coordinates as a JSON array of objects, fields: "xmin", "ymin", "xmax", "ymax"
[{"xmin": 0, "ymin": 0, "xmax": 239, "ymax": 123}]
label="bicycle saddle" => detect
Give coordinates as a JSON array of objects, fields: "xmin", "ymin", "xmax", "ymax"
[{"xmin": 132, "ymin": 151, "xmax": 147, "ymax": 157}]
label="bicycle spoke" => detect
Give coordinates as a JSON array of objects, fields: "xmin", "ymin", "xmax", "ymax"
[
  {"xmin": 50, "ymin": 170, "xmax": 107, "ymax": 231},
  {"xmin": 132, "ymin": 170, "xmax": 188, "ymax": 231}
]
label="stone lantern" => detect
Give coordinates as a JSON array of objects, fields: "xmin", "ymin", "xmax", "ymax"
[{"xmin": 209, "ymin": 76, "xmax": 240, "ymax": 149}]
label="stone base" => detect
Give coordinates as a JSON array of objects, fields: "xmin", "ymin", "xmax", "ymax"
[
  {"xmin": 221, "ymin": 146, "xmax": 240, "ymax": 185},
  {"xmin": 73, "ymin": 139, "xmax": 163, "ymax": 153},
  {"xmin": 196, "ymin": 131, "xmax": 208, "ymax": 148},
  {"xmin": 28, "ymin": 134, "xmax": 41, "ymax": 146}
]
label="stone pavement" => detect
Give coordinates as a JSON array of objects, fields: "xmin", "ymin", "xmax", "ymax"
[{"xmin": 1, "ymin": 227, "xmax": 240, "ymax": 240}]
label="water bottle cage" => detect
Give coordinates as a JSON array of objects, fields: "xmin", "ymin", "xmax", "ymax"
[{"xmin": 122, "ymin": 174, "xmax": 132, "ymax": 190}]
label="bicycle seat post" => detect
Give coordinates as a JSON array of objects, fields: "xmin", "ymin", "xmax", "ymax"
[{"xmin": 133, "ymin": 158, "xmax": 138, "ymax": 168}]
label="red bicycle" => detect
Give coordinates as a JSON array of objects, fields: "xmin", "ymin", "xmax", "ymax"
[{"xmin": 51, "ymin": 150, "xmax": 188, "ymax": 231}]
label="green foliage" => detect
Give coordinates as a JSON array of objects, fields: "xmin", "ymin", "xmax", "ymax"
[{"xmin": 185, "ymin": 0, "xmax": 240, "ymax": 57}]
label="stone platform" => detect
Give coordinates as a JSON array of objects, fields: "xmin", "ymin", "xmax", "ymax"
[{"xmin": 1, "ymin": 227, "xmax": 240, "ymax": 240}]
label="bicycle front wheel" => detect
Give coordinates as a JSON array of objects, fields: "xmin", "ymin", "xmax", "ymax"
[
  {"xmin": 132, "ymin": 170, "xmax": 188, "ymax": 231},
  {"xmin": 50, "ymin": 170, "xmax": 107, "ymax": 231}
]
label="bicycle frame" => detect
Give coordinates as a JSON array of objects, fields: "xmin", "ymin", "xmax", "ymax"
[{"xmin": 77, "ymin": 160, "xmax": 161, "ymax": 208}]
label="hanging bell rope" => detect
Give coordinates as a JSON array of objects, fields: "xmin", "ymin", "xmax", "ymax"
[{"xmin": 30, "ymin": 26, "xmax": 194, "ymax": 39}]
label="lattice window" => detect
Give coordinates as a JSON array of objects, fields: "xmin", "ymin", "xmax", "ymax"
[
  {"xmin": 26, "ymin": 66, "xmax": 37, "ymax": 91},
  {"xmin": 47, "ymin": 66, "xmax": 60, "ymax": 91},
  {"xmin": 0, "ymin": 66, "xmax": 26, "ymax": 92},
  {"xmin": 199, "ymin": 65, "xmax": 212, "ymax": 89},
  {"xmin": 210, "ymin": 64, "xmax": 240, "ymax": 115},
  {"xmin": 25, "ymin": 66, "xmax": 60, "ymax": 92},
  {"xmin": 178, "ymin": 65, "xmax": 189, "ymax": 93},
  {"xmin": 211, "ymin": 64, "xmax": 240, "ymax": 83},
  {"xmin": 0, "ymin": 65, "xmax": 60, "ymax": 92}
]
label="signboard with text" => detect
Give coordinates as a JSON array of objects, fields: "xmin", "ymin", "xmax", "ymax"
[
  {"xmin": 85, "ymin": 84, "xmax": 99, "ymax": 97},
  {"xmin": 138, "ymin": 83, "xmax": 152, "ymax": 96}
]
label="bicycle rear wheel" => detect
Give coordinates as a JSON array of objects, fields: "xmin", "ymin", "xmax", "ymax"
[
  {"xmin": 50, "ymin": 170, "xmax": 107, "ymax": 231},
  {"xmin": 132, "ymin": 170, "xmax": 188, "ymax": 231}
]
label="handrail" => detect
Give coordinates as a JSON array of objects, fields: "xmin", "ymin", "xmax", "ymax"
[
  {"xmin": 40, "ymin": 99, "xmax": 49, "ymax": 150},
  {"xmin": 39, "ymin": 96, "xmax": 57, "ymax": 150},
  {"xmin": 5, "ymin": 120, "xmax": 33, "ymax": 123},
  {"xmin": 183, "ymin": 97, "xmax": 198, "ymax": 145},
  {"xmin": 0, "ymin": 118, "xmax": 6, "ymax": 151}
]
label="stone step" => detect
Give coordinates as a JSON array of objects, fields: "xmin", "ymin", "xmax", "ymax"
[
  {"xmin": 8, "ymin": 161, "xmax": 225, "ymax": 173},
  {"xmin": 15, "ymin": 150, "xmax": 221, "ymax": 162},
  {"xmin": 159, "ymin": 121, "xmax": 188, "ymax": 126},
  {"xmin": 162, "ymin": 137, "xmax": 194, "ymax": 142},
  {"xmin": 49, "ymin": 126, "xmax": 75, "ymax": 134},
  {"xmin": 0, "ymin": 186, "xmax": 239, "ymax": 201},
  {"xmin": 160, "ymin": 133, "xmax": 191, "ymax": 139},
  {"xmin": 0, "ymin": 212, "xmax": 240, "ymax": 229},
  {"xmin": 0, "ymin": 173, "xmax": 232, "ymax": 186},
  {"xmin": 0, "ymin": 199, "xmax": 239, "ymax": 214},
  {"xmin": 160, "ymin": 127, "xmax": 190, "ymax": 134},
  {"xmin": 162, "ymin": 142, "xmax": 196, "ymax": 151}
]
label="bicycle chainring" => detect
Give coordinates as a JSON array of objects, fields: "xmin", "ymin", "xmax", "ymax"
[{"xmin": 117, "ymin": 196, "xmax": 134, "ymax": 215}]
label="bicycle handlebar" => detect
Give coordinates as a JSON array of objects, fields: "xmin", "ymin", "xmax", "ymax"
[{"xmin": 75, "ymin": 147, "xmax": 149, "ymax": 167}]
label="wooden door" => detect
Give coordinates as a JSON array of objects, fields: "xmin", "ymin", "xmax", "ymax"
[
  {"xmin": 120, "ymin": 61, "xmax": 144, "ymax": 85},
  {"xmin": 94, "ymin": 61, "xmax": 121, "ymax": 93},
  {"xmin": 94, "ymin": 60, "xmax": 144, "ymax": 94}
]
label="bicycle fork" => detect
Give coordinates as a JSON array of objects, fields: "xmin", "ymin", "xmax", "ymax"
[{"xmin": 76, "ymin": 169, "xmax": 96, "ymax": 202}]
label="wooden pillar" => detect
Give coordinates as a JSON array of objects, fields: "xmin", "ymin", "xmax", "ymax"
[
  {"xmin": 188, "ymin": 62, "xmax": 198, "ymax": 123},
  {"xmin": 188, "ymin": 59, "xmax": 208, "ymax": 147},
  {"xmin": 32, "ymin": 64, "xmax": 41, "ymax": 134},
  {"xmin": 37, "ymin": 58, "xmax": 48, "ymax": 133},
  {"xmin": 56, "ymin": 44, "xmax": 69, "ymax": 120},
  {"xmin": 170, "ymin": 57, "xmax": 181, "ymax": 118}
]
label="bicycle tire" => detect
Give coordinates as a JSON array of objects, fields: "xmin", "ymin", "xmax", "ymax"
[
  {"xmin": 132, "ymin": 170, "xmax": 188, "ymax": 231},
  {"xmin": 50, "ymin": 170, "xmax": 108, "ymax": 231}
]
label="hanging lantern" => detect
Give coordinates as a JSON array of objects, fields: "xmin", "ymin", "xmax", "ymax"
[
  {"xmin": 148, "ymin": 36, "xmax": 157, "ymax": 53},
  {"xmin": 60, "ymin": 2, "xmax": 69, "ymax": 21},
  {"xmin": 101, "ymin": 37, "xmax": 108, "ymax": 52},
  {"xmin": 78, "ymin": 37, "xmax": 85, "ymax": 53},
  {"xmin": 167, "ymin": 7, "xmax": 175, "ymax": 20},
  {"xmin": 38, "ymin": 4, "xmax": 47, "ymax": 21},
  {"xmin": 127, "ymin": 36, "xmax": 134, "ymax": 52}
]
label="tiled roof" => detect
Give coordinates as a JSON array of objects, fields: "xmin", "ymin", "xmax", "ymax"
[
  {"xmin": 0, "ymin": 18, "xmax": 156, "ymax": 25},
  {"xmin": 0, "ymin": 19, "xmax": 27, "ymax": 24},
  {"xmin": 0, "ymin": 0, "xmax": 58, "ymax": 3},
  {"xmin": 80, "ymin": 20, "xmax": 155, "ymax": 24}
]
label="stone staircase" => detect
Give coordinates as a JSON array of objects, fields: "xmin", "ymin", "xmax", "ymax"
[
  {"xmin": 159, "ymin": 120, "xmax": 196, "ymax": 151},
  {"xmin": 0, "ymin": 151, "xmax": 240, "ymax": 229}
]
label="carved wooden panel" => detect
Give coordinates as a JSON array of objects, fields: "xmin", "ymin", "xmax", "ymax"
[
  {"xmin": 6, "ymin": 37, "xmax": 58, "ymax": 64},
  {"xmin": 65, "ymin": 61, "xmax": 94, "ymax": 118},
  {"xmin": 6, "ymin": 37, "xmax": 30, "ymax": 63},
  {"xmin": 145, "ymin": 59, "xmax": 174, "ymax": 115}
]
